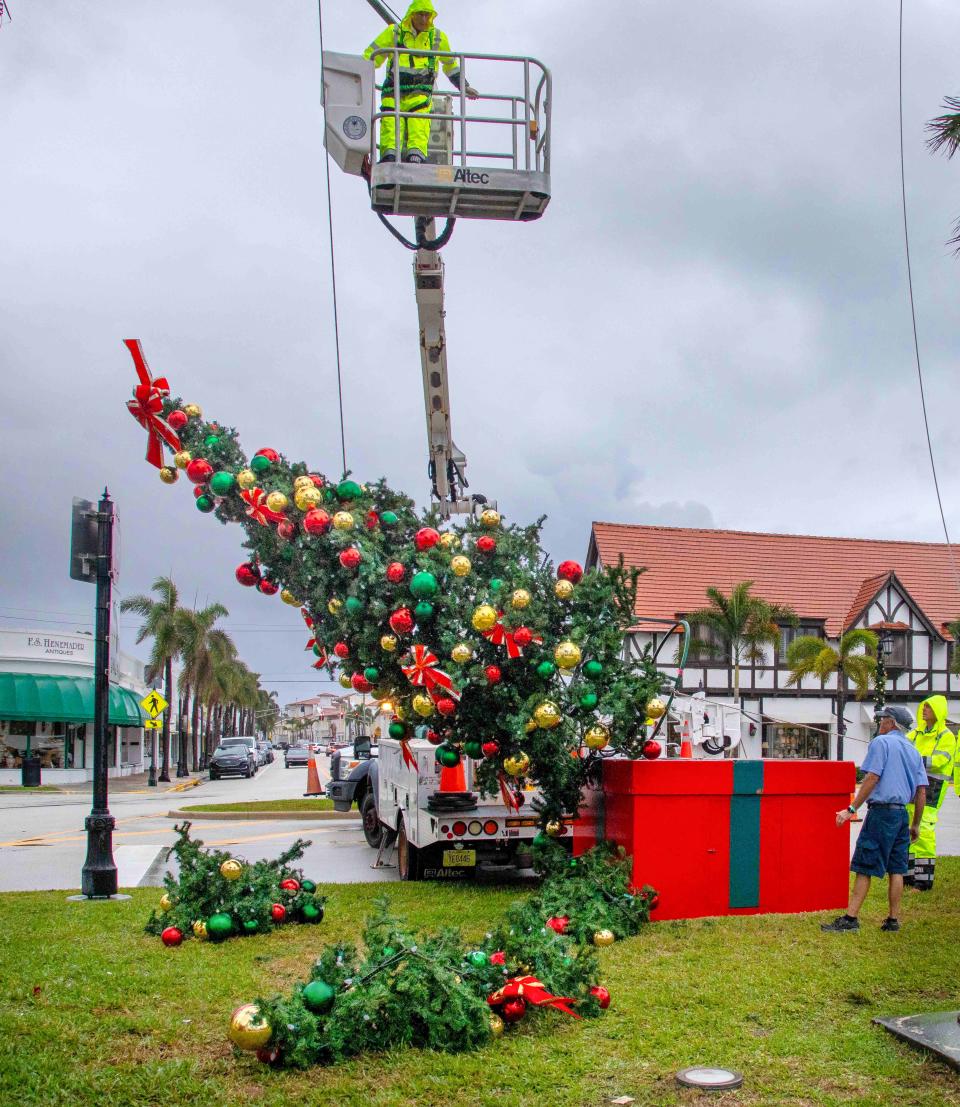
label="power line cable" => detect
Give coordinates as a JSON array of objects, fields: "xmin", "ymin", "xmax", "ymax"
[
  {"xmin": 317, "ymin": 0, "xmax": 348, "ymax": 476},
  {"xmin": 898, "ymin": 0, "xmax": 960, "ymax": 592}
]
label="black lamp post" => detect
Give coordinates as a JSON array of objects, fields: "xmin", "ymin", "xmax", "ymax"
[{"xmin": 874, "ymin": 632, "xmax": 893, "ymax": 728}]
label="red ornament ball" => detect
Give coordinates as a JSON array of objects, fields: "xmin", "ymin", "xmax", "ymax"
[
  {"xmin": 257, "ymin": 578, "xmax": 279, "ymax": 596},
  {"xmin": 648, "ymin": 893, "xmax": 660, "ymax": 910},
  {"xmin": 589, "ymin": 985, "xmax": 611, "ymax": 1009},
  {"xmin": 513, "ymin": 626, "xmax": 533, "ymax": 648},
  {"xmin": 161, "ymin": 926, "xmax": 183, "ymax": 947},
  {"xmin": 557, "ymin": 560, "xmax": 584, "ymax": 584},
  {"xmin": 415, "ymin": 527, "xmax": 441, "ymax": 551},
  {"xmin": 365, "ymin": 511, "xmax": 379, "ymax": 530},
  {"xmin": 309, "ymin": 474, "xmax": 324, "ymax": 488},
  {"xmin": 485, "ymin": 665, "xmax": 502, "ymax": 686},
  {"xmin": 546, "ymin": 915, "xmax": 570, "ymax": 935},
  {"xmin": 255, "ymin": 448, "xmax": 279, "ymax": 463},
  {"xmin": 193, "ymin": 485, "xmax": 208, "ymax": 499},
  {"xmin": 333, "ymin": 641, "xmax": 350, "ymax": 659},
  {"xmin": 489, "ymin": 950, "xmax": 506, "ymax": 966},
  {"xmin": 339, "ymin": 547, "xmax": 362, "ymax": 570},
  {"xmin": 386, "ymin": 562, "xmax": 406, "ymax": 584},
  {"xmin": 270, "ymin": 903, "xmax": 287, "ymax": 923},
  {"xmin": 303, "ymin": 509, "xmax": 332, "ymax": 536},
  {"xmin": 186, "ymin": 458, "xmax": 213, "ymax": 485},
  {"xmin": 481, "ymin": 740, "xmax": 500, "ymax": 759},
  {"xmin": 425, "ymin": 729, "xmax": 442, "ymax": 746},
  {"xmin": 279, "ymin": 878, "xmax": 300, "ymax": 893},
  {"xmin": 351, "ymin": 673, "xmax": 373, "ymax": 694},
  {"xmin": 235, "ymin": 563, "xmax": 261, "ymax": 587},
  {"xmin": 435, "ymin": 697, "xmax": 456, "ymax": 717},
  {"xmin": 389, "ymin": 607, "xmax": 415, "ymax": 636},
  {"xmin": 277, "ymin": 519, "xmax": 296, "ymax": 540},
  {"xmin": 167, "ymin": 409, "xmax": 188, "ymax": 430},
  {"xmin": 641, "ymin": 739, "xmax": 662, "ymax": 760},
  {"xmin": 476, "ymin": 535, "xmax": 496, "ymax": 554},
  {"xmin": 256, "ymin": 1045, "xmax": 283, "ymax": 1066},
  {"xmin": 500, "ymin": 998, "xmax": 526, "ymax": 1023}
]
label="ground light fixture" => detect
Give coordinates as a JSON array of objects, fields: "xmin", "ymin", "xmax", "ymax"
[{"xmin": 675, "ymin": 1067, "xmax": 744, "ymax": 1091}]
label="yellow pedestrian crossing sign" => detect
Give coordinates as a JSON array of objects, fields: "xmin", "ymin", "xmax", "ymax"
[
  {"xmin": 144, "ymin": 719, "xmax": 163, "ymax": 730},
  {"xmin": 140, "ymin": 691, "xmax": 168, "ymax": 718}
]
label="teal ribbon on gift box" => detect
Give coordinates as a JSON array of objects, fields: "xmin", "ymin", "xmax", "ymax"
[{"xmin": 729, "ymin": 761, "xmax": 764, "ymax": 909}]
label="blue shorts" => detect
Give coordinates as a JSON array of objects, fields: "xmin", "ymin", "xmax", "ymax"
[{"xmin": 851, "ymin": 806, "xmax": 910, "ymax": 878}]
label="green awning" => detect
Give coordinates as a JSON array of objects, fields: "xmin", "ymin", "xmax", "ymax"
[{"xmin": 0, "ymin": 673, "xmax": 147, "ymax": 727}]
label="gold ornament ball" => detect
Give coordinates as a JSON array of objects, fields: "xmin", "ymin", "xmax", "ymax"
[
  {"xmin": 394, "ymin": 704, "xmax": 407, "ymax": 721},
  {"xmin": 332, "ymin": 511, "xmax": 355, "ymax": 531},
  {"xmin": 439, "ymin": 532, "xmax": 460, "ymax": 550},
  {"xmin": 295, "ymin": 486, "xmax": 322, "ymax": 511},
  {"xmin": 545, "ymin": 820, "xmax": 565, "ymax": 838},
  {"xmin": 480, "ymin": 508, "xmax": 501, "ymax": 528},
  {"xmin": 220, "ymin": 859, "xmax": 243, "ymax": 881},
  {"xmin": 327, "ymin": 598, "xmax": 343, "ymax": 615},
  {"xmin": 339, "ymin": 673, "xmax": 352, "ymax": 689},
  {"xmin": 472, "ymin": 604, "xmax": 498, "ymax": 632},
  {"xmin": 554, "ymin": 641, "xmax": 582, "ymax": 670},
  {"xmin": 503, "ymin": 752, "xmax": 531, "ymax": 777},
  {"xmin": 265, "ymin": 491, "xmax": 288, "ymax": 513},
  {"xmin": 159, "ymin": 466, "xmax": 178, "ymax": 485},
  {"xmin": 173, "ymin": 450, "xmax": 192, "ymax": 470},
  {"xmin": 293, "ymin": 475, "xmax": 314, "ymax": 489},
  {"xmin": 533, "ymin": 701, "xmax": 562, "ymax": 729},
  {"xmin": 380, "ymin": 634, "xmax": 398, "ymax": 652},
  {"xmin": 412, "ymin": 694, "xmax": 435, "ymax": 718},
  {"xmin": 192, "ymin": 920, "xmax": 209, "ymax": 941},
  {"xmin": 524, "ymin": 718, "xmax": 538, "ymax": 734},
  {"xmin": 159, "ymin": 893, "xmax": 173, "ymax": 912},
  {"xmin": 451, "ymin": 643, "xmax": 473, "ymax": 664},
  {"xmin": 510, "ymin": 589, "xmax": 531, "ymax": 610},
  {"xmin": 237, "ymin": 468, "xmax": 257, "ymax": 489},
  {"xmin": 450, "ymin": 555, "xmax": 472, "ymax": 577},
  {"xmin": 584, "ymin": 724, "xmax": 610, "ymax": 751},
  {"xmin": 554, "ymin": 579, "xmax": 575, "ymax": 600},
  {"xmin": 183, "ymin": 403, "xmax": 203, "ymax": 419},
  {"xmin": 228, "ymin": 1004, "xmax": 272, "ymax": 1051},
  {"xmin": 593, "ymin": 929, "xmax": 616, "ymax": 947},
  {"xmin": 489, "ymin": 1014, "xmax": 505, "ymax": 1038},
  {"xmin": 646, "ymin": 697, "xmax": 666, "ymax": 720},
  {"xmin": 280, "ymin": 589, "xmax": 301, "ymax": 606}
]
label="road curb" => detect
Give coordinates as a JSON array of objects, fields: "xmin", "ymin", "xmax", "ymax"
[
  {"xmin": 166, "ymin": 808, "xmax": 360, "ymax": 821},
  {"xmin": 167, "ymin": 778, "xmax": 204, "ymax": 793}
]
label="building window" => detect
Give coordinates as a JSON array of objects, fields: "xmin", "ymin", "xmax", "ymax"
[
  {"xmin": 688, "ymin": 624, "xmax": 726, "ymax": 665},
  {"xmin": 779, "ymin": 622, "xmax": 823, "ymax": 659},
  {"xmin": 885, "ymin": 632, "xmax": 909, "ymax": 669},
  {"xmin": 762, "ymin": 723, "xmax": 828, "ymax": 760}
]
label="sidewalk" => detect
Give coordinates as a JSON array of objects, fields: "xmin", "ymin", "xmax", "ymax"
[{"xmin": 55, "ymin": 770, "xmax": 207, "ymax": 795}]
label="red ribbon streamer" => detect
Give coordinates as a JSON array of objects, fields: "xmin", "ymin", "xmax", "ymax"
[
  {"xmin": 401, "ymin": 644, "xmax": 459, "ymax": 701},
  {"xmin": 124, "ymin": 339, "xmax": 181, "ymax": 468},
  {"xmin": 482, "ymin": 613, "xmax": 542, "ymax": 660},
  {"xmin": 400, "ymin": 738, "xmax": 417, "ymax": 770},
  {"xmin": 242, "ymin": 487, "xmax": 286, "ymax": 526},
  {"xmin": 497, "ymin": 771, "xmax": 520, "ymax": 811},
  {"xmin": 488, "ymin": 976, "xmax": 581, "ymax": 1019}
]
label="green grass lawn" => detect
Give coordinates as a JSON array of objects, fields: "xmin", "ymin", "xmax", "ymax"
[
  {"xmin": 2, "ymin": 864, "xmax": 959, "ymax": 1107},
  {"xmin": 180, "ymin": 798, "xmax": 336, "ymax": 813},
  {"xmin": 0, "ymin": 784, "xmax": 61, "ymax": 793}
]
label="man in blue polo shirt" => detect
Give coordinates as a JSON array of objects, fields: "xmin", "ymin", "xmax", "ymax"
[{"xmin": 822, "ymin": 705, "xmax": 927, "ymax": 933}]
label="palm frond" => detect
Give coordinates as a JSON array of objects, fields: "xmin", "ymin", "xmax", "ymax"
[
  {"xmin": 839, "ymin": 629, "xmax": 878, "ymax": 659},
  {"xmin": 926, "ymin": 95, "xmax": 960, "ymax": 158}
]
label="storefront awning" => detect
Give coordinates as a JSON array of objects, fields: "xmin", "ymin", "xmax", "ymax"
[{"xmin": 0, "ymin": 673, "xmax": 146, "ymax": 726}]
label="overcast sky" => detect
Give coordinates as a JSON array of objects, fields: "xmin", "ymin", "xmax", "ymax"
[{"xmin": 3, "ymin": 1, "xmax": 958, "ymax": 704}]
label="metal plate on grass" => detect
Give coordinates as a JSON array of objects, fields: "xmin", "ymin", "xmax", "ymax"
[{"xmin": 874, "ymin": 1011, "xmax": 960, "ymax": 1070}]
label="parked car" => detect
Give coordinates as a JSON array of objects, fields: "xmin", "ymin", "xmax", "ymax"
[
  {"xmin": 215, "ymin": 736, "xmax": 258, "ymax": 776},
  {"xmin": 209, "ymin": 741, "xmax": 256, "ymax": 780},
  {"xmin": 256, "ymin": 740, "xmax": 274, "ymax": 765},
  {"xmin": 274, "ymin": 740, "xmax": 290, "ymax": 751},
  {"xmin": 284, "ymin": 744, "xmax": 311, "ymax": 769}
]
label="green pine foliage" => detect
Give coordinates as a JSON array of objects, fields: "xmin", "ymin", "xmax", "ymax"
[
  {"xmin": 144, "ymin": 823, "xmax": 326, "ymax": 943},
  {"xmin": 144, "ymin": 392, "xmax": 665, "ymax": 825}
]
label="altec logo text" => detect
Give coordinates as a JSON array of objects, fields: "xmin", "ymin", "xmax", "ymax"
[{"xmin": 453, "ymin": 168, "xmax": 490, "ymax": 185}]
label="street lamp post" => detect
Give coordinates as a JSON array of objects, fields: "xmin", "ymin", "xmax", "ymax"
[{"xmin": 874, "ymin": 633, "xmax": 892, "ymax": 727}]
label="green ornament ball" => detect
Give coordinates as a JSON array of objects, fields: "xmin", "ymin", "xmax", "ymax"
[
  {"xmin": 300, "ymin": 879, "xmax": 317, "ymax": 894},
  {"xmin": 414, "ymin": 601, "xmax": 435, "ymax": 620},
  {"xmin": 301, "ymin": 979, "xmax": 336, "ymax": 1013},
  {"xmin": 388, "ymin": 721, "xmax": 406, "ymax": 740},
  {"xmin": 301, "ymin": 899, "xmax": 324, "ymax": 923},
  {"xmin": 380, "ymin": 510, "xmax": 399, "ymax": 526},
  {"xmin": 463, "ymin": 739, "xmax": 484, "ymax": 759},
  {"xmin": 579, "ymin": 691, "xmax": 599, "ymax": 709},
  {"xmin": 336, "ymin": 479, "xmax": 363, "ymax": 502},
  {"xmin": 242, "ymin": 919, "xmax": 259, "ymax": 934},
  {"xmin": 532, "ymin": 832, "xmax": 550, "ymax": 848},
  {"xmin": 410, "ymin": 571, "xmax": 438, "ymax": 599},
  {"xmin": 204, "ymin": 434, "xmax": 221, "ymax": 448},
  {"xmin": 583, "ymin": 660, "xmax": 604, "ymax": 678},
  {"xmin": 250, "ymin": 454, "xmax": 272, "ymax": 474},
  {"xmin": 466, "ymin": 950, "xmax": 488, "ymax": 968},
  {"xmin": 436, "ymin": 743, "xmax": 460, "ymax": 769},
  {"xmin": 536, "ymin": 661, "xmax": 557, "ymax": 679},
  {"xmin": 489, "ymin": 578, "xmax": 504, "ymax": 593},
  {"xmin": 195, "ymin": 495, "xmax": 215, "ymax": 513},
  {"xmin": 345, "ymin": 596, "xmax": 363, "ymax": 615},
  {"xmin": 364, "ymin": 666, "xmax": 380, "ymax": 683},
  {"xmin": 207, "ymin": 912, "xmax": 233, "ymax": 941},
  {"xmin": 209, "ymin": 471, "xmax": 236, "ymax": 495}
]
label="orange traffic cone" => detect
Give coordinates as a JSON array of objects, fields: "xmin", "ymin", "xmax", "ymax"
[
  {"xmin": 439, "ymin": 760, "xmax": 467, "ymax": 792},
  {"xmin": 679, "ymin": 720, "xmax": 694, "ymax": 760},
  {"xmin": 303, "ymin": 756, "xmax": 324, "ymax": 797}
]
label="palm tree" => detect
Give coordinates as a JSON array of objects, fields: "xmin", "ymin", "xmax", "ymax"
[
  {"xmin": 120, "ymin": 576, "xmax": 181, "ymax": 783},
  {"xmin": 686, "ymin": 582, "xmax": 798, "ymax": 701},
  {"xmin": 785, "ymin": 629, "xmax": 878, "ymax": 760},
  {"xmin": 927, "ymin": 95, "xmax": 960, "ymax": 251},
  {"xmin": 256, "ymin": 688, "xmax": 281, "ymax": 739},
  {"xmin": 176, "ymin": 602, "xmax": 231, "ymax": 775}
]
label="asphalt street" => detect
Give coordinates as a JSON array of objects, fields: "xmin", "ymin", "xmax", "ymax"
[{"xmin": 0, "ymin": 764, "xmax": 957, "ymax": 893}]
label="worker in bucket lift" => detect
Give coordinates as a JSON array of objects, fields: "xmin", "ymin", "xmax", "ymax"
[
  {"xmin": 903, "ymin": 695, "xmax": 956, "ymax": 891},
  {"xmin": 364, "ymin": 0, "xmax": 478, "ymax": 164}
]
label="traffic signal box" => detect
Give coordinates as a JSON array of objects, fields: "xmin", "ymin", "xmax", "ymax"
[{"xmin": 573, "ymin": 759, "xmax": 855, "ymax": 921}]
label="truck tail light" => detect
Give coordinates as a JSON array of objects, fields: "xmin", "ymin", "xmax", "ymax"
[
  {"xmin": 467, "ymin": 820, "xmax": 483, "ymax": 836},
  {"xmin": 483, "ymin": 820, "xmax": 498, "ymax": 835},
  {"xmin": 505, "ymin": 817, "xmax": 538, "ymax": 828},
  {"xmin": 440, "ymin": 824, "xmax": 449, "ymax": 834},
  {"xmin": 452, "ymin": 820, "xmax": 467, "ymax": 836}
]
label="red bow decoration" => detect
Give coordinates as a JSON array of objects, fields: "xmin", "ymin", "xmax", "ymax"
[
  {"xmin": 301, "ymin": 609, "xmax": 314, "ymax": 629},
  {"xmin": 497, "ymin": 771, "xmax": 521, "ymax": 811},
  {"xmin": 488, "ymin": 976, "xmax": 581, "ymax": 1019},
  {"xmin": 402, "ymin": 644, "xmax": 459, "ymax": 702},
  {"xmin": 312, "ymin": 655, "xmax": 328, "ymax": 670},
  {"xmin": 400, "ymin": 739, "xmax": 417, "ymax": 770},
  {"xmin": 242, "ymin": 487, "xmax": 286, "ymax": 526},
  {"xmin": 124, "ymin": 339, "xmax": 181, "ymax": 468},
  {"xmin": 482, "ymin": 614, "xmax": 542, "ymax": 659}
]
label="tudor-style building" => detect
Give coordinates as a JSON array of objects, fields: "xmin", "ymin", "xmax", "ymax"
[{"xmin": 587, "ymin": 523, "xmax": 960, "ymax": 764}]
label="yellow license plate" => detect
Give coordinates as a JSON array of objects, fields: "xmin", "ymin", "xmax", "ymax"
[{"xmin": 442, "ymin": 849, "xmax": 476, "ymax": 867}]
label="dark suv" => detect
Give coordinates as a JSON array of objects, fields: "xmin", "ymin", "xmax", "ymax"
[{"xmin": 209, "ymin": 739, "xmax": 257, "ymax": 779}]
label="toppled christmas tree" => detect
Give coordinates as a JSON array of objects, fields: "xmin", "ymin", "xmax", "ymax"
[
  {"xmin": 145, "ymin": 823, "xmax": 326, "ymax": 946},
  {"xmin": 124, "ymin": 343, "xmax": 666, "ymax": 827}
]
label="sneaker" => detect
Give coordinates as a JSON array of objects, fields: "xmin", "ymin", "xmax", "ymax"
[
  {"xmin": 403, "ymin": 151, "xmax": 425, "ymax": 164},
  {"xmin": 879, "ymin": 917, "xmax": 900, "ymax": 932},
  {"xmin": 820, "ymin": 915, "xmax": 860, "ymax": 932},
  {"xmin": 378, "ymin": 153, "xmax": 397, "ymax": 164}
]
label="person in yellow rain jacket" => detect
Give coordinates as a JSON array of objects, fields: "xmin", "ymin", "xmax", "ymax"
[
  {"xmin": 904, "ymin": 695, "xmax": 956, "ymax": 891},
  {"xmin": 364, "ymin": 0, "xmax": 478, "ymax": 164}
]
